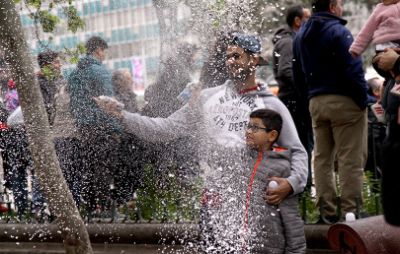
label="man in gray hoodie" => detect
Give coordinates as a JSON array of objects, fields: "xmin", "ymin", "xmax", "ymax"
[{"xmin": 96, "ymin": 33, "xmax": 308, "ymax": 250}]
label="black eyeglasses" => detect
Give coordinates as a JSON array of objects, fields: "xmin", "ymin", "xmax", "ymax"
[{"xmin": 245, "ymin": 124, "xmax": 271, "ymax": 133}]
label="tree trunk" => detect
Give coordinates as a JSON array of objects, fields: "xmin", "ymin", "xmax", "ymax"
[
  {"xmin": 0, "ymin": 1, "xmax": 93, "ymax": 253},
  {"xmin": 153, "ymin": 0, "xmax": 179, "ymax": 65}
]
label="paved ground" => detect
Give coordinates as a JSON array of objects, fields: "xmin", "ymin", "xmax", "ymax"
[
  {"xmin": 0, "ymin": 243, "xmax": 338, "ymax": 254},
  {"xmin": 0, "ymin": 243, "xmax": 188, "ymax": 254},
  {"xmin": 0, "ymin": 223, "xmax": 336, "ymax": 253}
]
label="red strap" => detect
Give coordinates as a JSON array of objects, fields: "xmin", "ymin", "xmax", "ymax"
[
  {"xmin": 272, "ymin": 146, "xmax": 288, "ymax": 152},
  {"xmin": 238, "ymin": 84, "xmax": 261, "ymax": 94},
  {"xmin": 0, "ymin": 123, "xmax": 8, "ymax": 130},
  {"xmin": 243, "ymin": 151, "xmax": 264, "ymax": 231}
]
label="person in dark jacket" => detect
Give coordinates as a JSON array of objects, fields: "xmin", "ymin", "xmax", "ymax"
[
  {"xmin": 293, "ymin": 0, "xmax": 368, "ymax": 222},
  {"xmin": 272, "ymin": 5, "xmax": 313, "ymax": 188},
  {"xmin": 68, "ymin": 36, "xmax": 120, "ymax": 133},
  {"xmin": 68, "ymin": 36, "xmax": 123, "ymax": 213},
  {"xmin": 273, "ymin": 5, "xmax": 310, "ymax": 100},
  {"xmin": 37, "ymin": 50, "xmax": 64, "ymax": 126},
  {"xmin": 373, "ymin": 48, "xmax": 400, "ymax": 226}
]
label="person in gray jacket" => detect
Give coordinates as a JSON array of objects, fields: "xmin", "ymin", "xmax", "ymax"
[
  {"xmin": 243, "ymin": 109, "xmax": 306, "ymax": 254},
  {"xmin": 95, "ymin": 33, "xmax": 308, "ymax": 252}
]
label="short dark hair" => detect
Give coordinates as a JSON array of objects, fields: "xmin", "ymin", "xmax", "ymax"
[
  {"xmin": 85, "ymin": 36, "xmax": 108, "ymax": 54},
  {"xmin": 286, "ymin": 5, "xmax": 305, "ymax": 27},
  {"xmin": 312, "ymin": 0, "xmax": 337, "ymax": 13},
  {"xmin": 37, "ymin": 50, "xmax": 59, "ymax": 69},
  {"xmin": 250, "ymin": 109, "xmax": 283, "ymax": 141}
]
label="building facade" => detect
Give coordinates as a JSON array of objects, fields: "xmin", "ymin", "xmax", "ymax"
[{"xmin": 19, "ymin": 0, "xmax": 190, "ymax": 93}]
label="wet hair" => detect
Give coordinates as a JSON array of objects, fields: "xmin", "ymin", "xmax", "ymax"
[
  {"xmin": 37, "ymin": 50, "xmax": 59, "ymax": 69},
  {"xmin": 312, "ymin": 0, "xmax": 337, "ymax": 13},
  {"xmin": 286, "ymin": 5, "xmax": 305, "ymax": 27},
  {"xmin": 250, "ymin": 109, "xmax": 283, "ymax": 141},
  {"xmin": 85, "ymin": 36, "xmax": 108, "ymax": 54}
]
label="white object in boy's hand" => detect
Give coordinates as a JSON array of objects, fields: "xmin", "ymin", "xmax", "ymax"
[
  {"xmin": 370, "ymin": 102, "xmax": 386, "ymax": 123},
  {"xmin": 345, "ymin": 212, "xmax": 356, "ymax": 222},
  {"xmin": 390, "ymin": 83, "xmax": 400, "ymax": 97},
  {"xmin": 268, "ymin": 180, "xmax": 279, "ymax": 190}
]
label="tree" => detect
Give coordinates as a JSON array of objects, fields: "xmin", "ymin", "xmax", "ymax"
[
  {"xmin": 16, "ymin": 0, "xmax": 85, "ymax": 63},
  {"xmin": 153, "ymin": 0, "xmax": 180, "ymax": 63},
  {"xmin": 0, "ymin": 0, "xmax": 93, "ymax": 253}
]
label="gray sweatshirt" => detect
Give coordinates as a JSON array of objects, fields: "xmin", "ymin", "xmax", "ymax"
[{"xmin": 122, "ymin": 80, "xmax": 308, "ymax": 195}]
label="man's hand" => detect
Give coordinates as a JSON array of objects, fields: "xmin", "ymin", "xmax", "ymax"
[
  {"xmin": 93, "ymin": 96, "xmax": 124, "ymax": 120},
  {"xmin": 374, "ymin": 48, "xmax": 400, "ymax": 72},
  {"xmin": 349, "ymin": 50, "xmax": 359, "ymax": 59},
  {"xmin": 265, "ymin": 177, "xmax": 293, "ymax": 205}
]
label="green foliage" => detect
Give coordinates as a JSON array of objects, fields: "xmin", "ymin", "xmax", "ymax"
[
  {"xmin": 37, "ymin": 10, "xmax": 60, "ymax": 33},
  {"xmin": 19, "ymin": 0, "xmax": 86, "ymax": 64},
  {"xmin": 63, "ymin": 43, "xmax": 86, "ymax": 64},
  {"xmin": 299, "ymin": 190, "xmax": 320, "ymax": 223},
  {"xmin": 300, "ymin": 172, "xmax": 383, "ymax": 223},
  {"xmin": 361, "ymin": 171, "xmax": 381, "ymax": 216},
  {"xmin": 26, "ymin": 0, "xmax": 41, "ymax": 8},
  {"xmin": 22, "ymin": 1, "xmax": 84, "ymax": 37},
  {"xmin": 135, "ymin": 164, "xmax": 201, "ymax": 222},
  {"xmin": 41, "ymin": 65, "xmax": 57, "ymax": 79},
  {"xmin": 63, "ymin": 5, "xmax": 85, "ymax": 33}
]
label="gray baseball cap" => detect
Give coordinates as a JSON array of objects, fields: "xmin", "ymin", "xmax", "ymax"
[{"xmin": 231, "ymin": 33, "xmax": 268, "ymax": 65}]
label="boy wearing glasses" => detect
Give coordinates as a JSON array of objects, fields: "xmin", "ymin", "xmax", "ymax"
[{"xmin": 243, "ymin": 109, "xmax": 306, "ymax": 254}]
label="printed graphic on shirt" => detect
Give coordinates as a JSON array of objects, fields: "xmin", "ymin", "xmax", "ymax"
[{"xmin": 203, "ymin": 87, "xmax": 266, "ymax": 147}]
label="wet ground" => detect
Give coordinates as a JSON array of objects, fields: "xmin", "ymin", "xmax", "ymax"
[
  {"xmin": 0, "ymin": 243, "xmax": 186, "ymax": 254},
  {"xmin": 0, "ymin": 243, "xmax": 339, "ymax": 254}
]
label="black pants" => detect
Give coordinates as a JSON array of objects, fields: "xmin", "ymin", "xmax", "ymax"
[
  {"xmin": 280, "ymin": 96, "xmax": 314, "ymax": 188},
  {"xmin": 1, "ymin": 128, "xmax": 31, "ymax": 218},
  {"xmin": 54, "ymin": 137, "xmax": 82, "ymax": 207},
  {"xmin": 78, "ymin": 127, "xmax": 143, "ymax": 212},
  {"xmin": 381, "ymin": 120, "xmax": 400, "ymax": 226}
]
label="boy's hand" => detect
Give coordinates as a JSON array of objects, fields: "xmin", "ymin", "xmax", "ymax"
[
  {"xmin": 265, "ymin": 177, "xmax": 293, "ymax": 205},
  {"xmin": 349, "ymin": 50, "xmax": 359, "ymax": 59}
]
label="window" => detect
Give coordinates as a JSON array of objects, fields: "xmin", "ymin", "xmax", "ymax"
[
  {"xmin": 129, "ymin": 0, "xmax": 137, "ymax": 8},
  {"xmin": 89, "ymin": 2, "xmax": 96, "ymax": 15},
  {"xmin": 96, "ymin": 1, "xmax": 102, "ymax": 13},
  {"xmin": 111, "ymin": 12, "xmax": 118, "ymax": 28},
  {"xmin": 83, "ymin": 3, "xmax": 89, "ymax": 16},
  {"xmin": 117, "ymin": 11, "xmax": 124, "ymax": 27}
]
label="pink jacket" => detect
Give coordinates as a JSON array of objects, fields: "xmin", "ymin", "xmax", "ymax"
[{"xmin": 350, "ymin": 2, "xmax": 400, "ymax": 55}]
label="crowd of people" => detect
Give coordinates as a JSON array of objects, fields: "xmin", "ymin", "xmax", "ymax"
[
  {"xmin": 0, "ymin": 0, "xmax": 399, "ymax": 252},
  {"xmin": 0, "ymin": 37, "xmax": 144, "ymax": 218}
]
